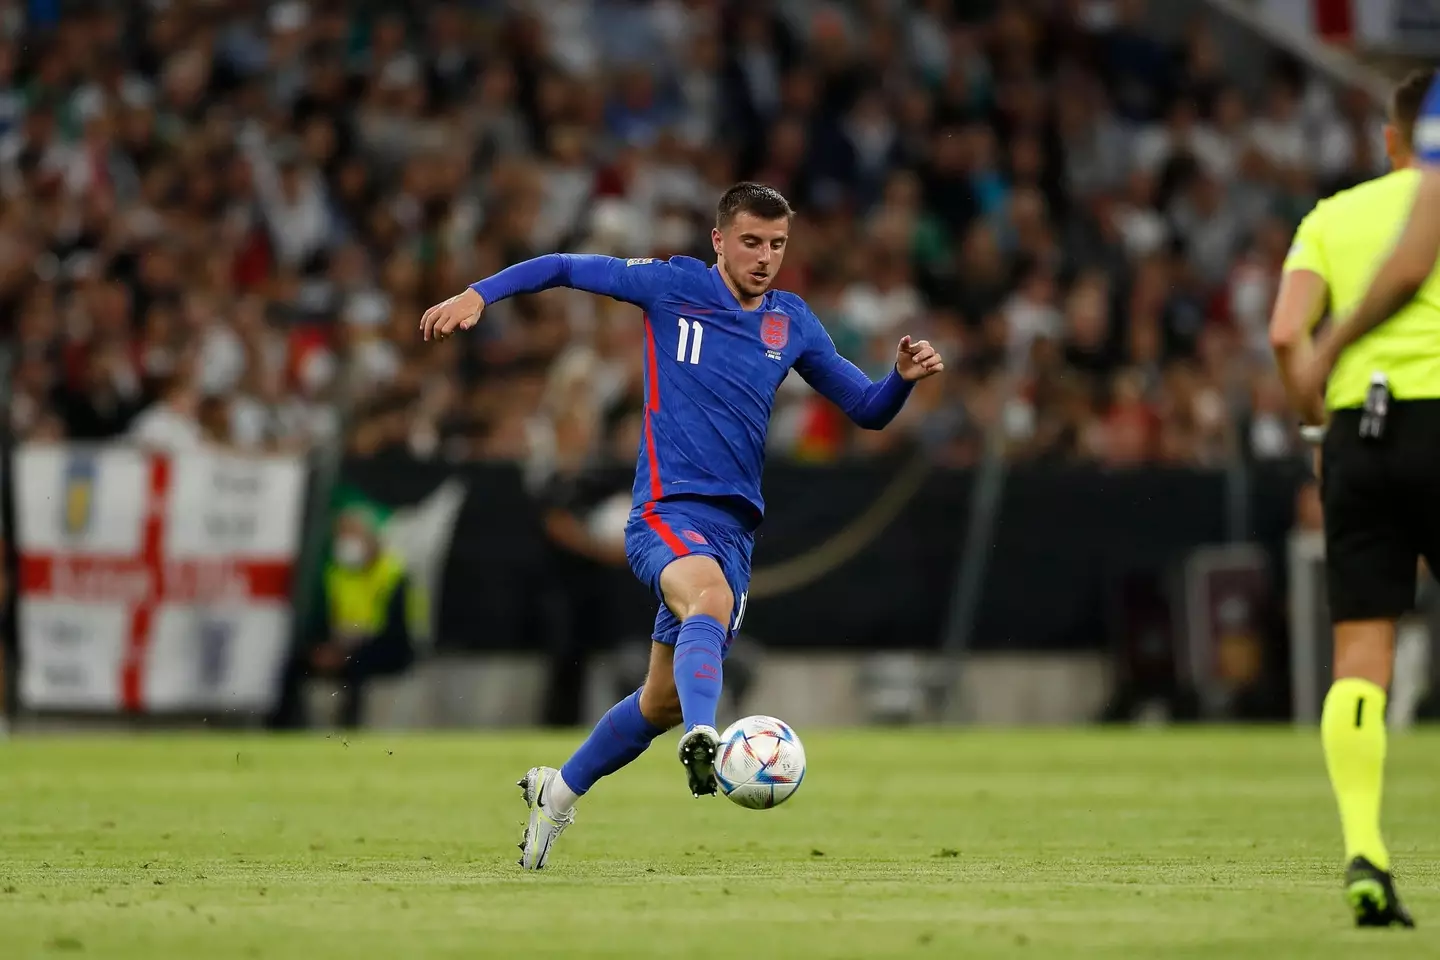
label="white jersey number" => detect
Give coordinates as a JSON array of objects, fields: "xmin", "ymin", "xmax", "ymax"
[{"xmin": 676, "ymin": 318, "xmax": 704, "ymax": 365}]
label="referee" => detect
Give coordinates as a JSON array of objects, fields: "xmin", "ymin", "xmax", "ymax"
[{"xmin": 1269, "ymin": 70, "xmax": 1435, "ymax": 930}]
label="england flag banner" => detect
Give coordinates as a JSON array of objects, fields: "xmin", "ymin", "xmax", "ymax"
[{"xmin": 14, "ymin": 444, "xmax": 306, "ymax": 714}]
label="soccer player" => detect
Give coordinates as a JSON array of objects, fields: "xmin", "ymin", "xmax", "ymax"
[
  {"xmin": 1269, "ymin": 71, "xmax": 1440, "ymax": 929},
  {"xmin": 420, "ymin": 184, "xmax": 943, "ymax": 869}
]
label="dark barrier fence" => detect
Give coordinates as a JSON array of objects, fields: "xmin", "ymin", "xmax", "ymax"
[{"xmin": 339, "ymin": 455, "xmax": 1310, "ymax": 657}]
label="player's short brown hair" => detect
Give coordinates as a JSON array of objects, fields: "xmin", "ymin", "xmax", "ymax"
[
  {"xmin": 716, "ymin": 182, "xmax": 793, "ymax": 228},
  {"xmin": 1391, "ymin": 69, "xmax": 1436, "ymax": 147}
]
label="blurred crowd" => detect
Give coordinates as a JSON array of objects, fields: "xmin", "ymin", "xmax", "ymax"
[{"xmin": 0, "ymin": 0, "xmax": 1390, "ymax": 473}]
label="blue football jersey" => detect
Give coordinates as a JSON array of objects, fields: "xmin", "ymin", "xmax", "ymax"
[
  {"xmin": 473, "ymin": 255, "xmax": 914, "ymax": 523},
  {"xmin": 1416, "ymin": 73, "xmax": 1440, "ymax": 165}
]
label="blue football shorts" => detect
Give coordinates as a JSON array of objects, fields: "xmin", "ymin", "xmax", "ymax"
[{"xmin": 624, "ymin": 498, "xmax": 754, "ymax": 658}]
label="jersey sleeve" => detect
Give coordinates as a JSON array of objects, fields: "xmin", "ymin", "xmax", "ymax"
[
  {"xmin": 471, "ymin": 255, "xmax": 674, "ymax": 309},
  {"xmin": 1415, "ymin": 74, "xmax": 1440, "ymax": 166},
  {"xmin": 792, "ymin": 307, "xmax": 914, "ymax": 430},
  {"xmin": 1283, "ymin": 206, "xmax": 1329, "ymax": 282}
]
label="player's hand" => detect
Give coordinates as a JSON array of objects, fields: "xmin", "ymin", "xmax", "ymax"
[
  {"xmin": 421, "ymin": 288, "xmax": 485, "ymax": 342},
  {"xmin": 896, "ymin": 336, "xmax": 944, "ymax": 381}
]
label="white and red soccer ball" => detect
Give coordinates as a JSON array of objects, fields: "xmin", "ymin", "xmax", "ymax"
[{"xmin": 715, "ymin": 715, "xmax": 806, "ymax": 809}]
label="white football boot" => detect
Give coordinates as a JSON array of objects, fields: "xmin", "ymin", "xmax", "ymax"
[
  {"xmin": 676, "ymin": 725, "xmax": 720, "ymax": 797},
  {"xmin": 516, "ymin": 766, "xmax": 573, "ymax": 870}
]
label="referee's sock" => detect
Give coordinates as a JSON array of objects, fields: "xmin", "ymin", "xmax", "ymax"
[{"xmin": 1321, "ymin": 678, "xmax": 1391, "ymax": 871}]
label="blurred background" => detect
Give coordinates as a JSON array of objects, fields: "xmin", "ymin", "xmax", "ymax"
[{"xmin": 3, "ymin": 0, "xmax": 1439, "ymax": 735}]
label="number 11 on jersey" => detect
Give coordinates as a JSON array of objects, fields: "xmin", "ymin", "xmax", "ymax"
[{"xmin": 677, "ymin": 318, "xmax": 704, "ymax": 365}]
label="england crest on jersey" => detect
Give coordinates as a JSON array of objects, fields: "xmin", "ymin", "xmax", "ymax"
[{"xmin": 761, "ymin": 313, "xmax": 789, "ymax": 359}]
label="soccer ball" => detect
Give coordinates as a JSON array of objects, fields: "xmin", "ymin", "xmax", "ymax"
[{"xmin": 715, "ymin": 715, "xmax": 806, "ymax": 809}]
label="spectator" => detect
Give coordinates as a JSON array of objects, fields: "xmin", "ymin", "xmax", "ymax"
[
  {"xmin": 1132, "ymin": 97, "xmax": 1231, "ymax": 180},
  {"xmin": 536, "ymin": 407, "xmax": 637, "ymax": 726},
  {"xmin": 57, "ymin": 343, "xmax": 144, "ymax": 440},
  {"xmin": 129, "ymin": 372, "xmax": 204, "ymax": 452},
  {"xmin": 0, "ymin": 2, "xmax": 1381, "ymax": 475},
  {"xmin": 270, "ymin": 506, "xmax": 419, "ymax": 730}
]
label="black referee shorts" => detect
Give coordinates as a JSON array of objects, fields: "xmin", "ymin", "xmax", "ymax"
[{"xmin": 1322, "ymin": 399, "xmax": 1440, "ymax": 622}]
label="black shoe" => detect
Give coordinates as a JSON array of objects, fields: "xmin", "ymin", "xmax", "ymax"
[
  {"xmin": 676, "ymin": 725, "xmax": 719, "ymax": 797},
  {"xmin": 1346, "ymin": 856, "xmax": 1416, "ymax": 928}
]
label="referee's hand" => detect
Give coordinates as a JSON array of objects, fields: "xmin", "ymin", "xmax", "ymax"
[{"xmin": 1294, "ymin": 382, "xmax": 1327, "ymax": 436}]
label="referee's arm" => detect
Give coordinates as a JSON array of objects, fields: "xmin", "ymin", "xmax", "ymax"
[
  {"xmin": 1310, "ymin": 169, "xmax": 1440, "ymax": 370},
  {"xmin": 1271, "ymin": 216, "xmax": 1331, "ymax": 427},
  {"xmin": 1307, "ymin": 71, "xmax": 1440, "ymax": 383},
  {"xmin": 1270, "ymin": 269, "xmax": 1329, "ymax": 426}
]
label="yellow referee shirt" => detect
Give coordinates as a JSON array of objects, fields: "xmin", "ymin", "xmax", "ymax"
[{"xmin": 1283, "ymin": 168, "xmax": 1440, "ymax": 409}]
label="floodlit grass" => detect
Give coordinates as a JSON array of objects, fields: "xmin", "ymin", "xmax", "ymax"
[{"xmin": 3, "ymin": 728, "xmax": 1439, "ymax": 958}]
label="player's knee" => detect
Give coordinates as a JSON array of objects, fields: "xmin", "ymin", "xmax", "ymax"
[
  {"xmin": 678, "ymin": 567, "xmax": 732, "ymax": 623},
  {"xmin": 685, "ymin": 581, "xmax": 733, "ymax": 624},
  {"xmin": 638, "ymin": 680, "xmax": 682, "ymax": 730},
  {"xmin": 662, "ymin": 557, "xmax": 734, "ymax": 624}
]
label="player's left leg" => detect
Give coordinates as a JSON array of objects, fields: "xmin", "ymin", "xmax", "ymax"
[
  {"xmin": 661, "ymin": 553, "xmax": 733, "ymax": 797},
  {"xmin": 517, "ymin": 643, "xmax": 680, "ymax": 870},
  {"xmin": 662, "ymin": 523, "xmax": 753, "ymax": 797},
  {"xmin": 662, "ymin": 554, "xmax": 733, "ymax": 724},
  {"xmin": 574, "ymin": 499, "xmax": 750, "ymax": 800}
]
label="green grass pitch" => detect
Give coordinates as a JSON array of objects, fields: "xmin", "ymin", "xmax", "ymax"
[{"xmin": 3, "ymin": 728, "xmax": 1440, "ymax": 958}]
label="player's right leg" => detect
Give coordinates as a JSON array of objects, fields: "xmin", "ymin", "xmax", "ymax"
[
  {"xmin": 1319, "ymin": 419, "xmax": 1414, "ymax": 927},
  {"xmin": 516, "ymin": 643, "xmax": 681, "ymax": 870}
]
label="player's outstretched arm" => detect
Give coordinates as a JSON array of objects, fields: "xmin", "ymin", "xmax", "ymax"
[
  {"xmin": 420, "ymin": 287, "xmax": 485, "ymax": 341},
  {"xmin": 794, "ymin": 321, "xmax": 943, "ymax": 429},
  {"xmin": 421, "ymin": 254, "xmax": 665, "ymax": 340}
]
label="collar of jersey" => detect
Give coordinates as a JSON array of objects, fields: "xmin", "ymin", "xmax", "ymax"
[{"xmin": 709, "ymin": 264, "xmax": 771, "ymax": 313}]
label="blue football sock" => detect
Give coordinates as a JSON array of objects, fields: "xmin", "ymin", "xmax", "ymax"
[
  {"xmin": 673, "ymin": 614, "xmax": 727, "ymax": 732},
  {"xmin": 559, "ymin": 690, "xmax": 664, "ymax": 796}
]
